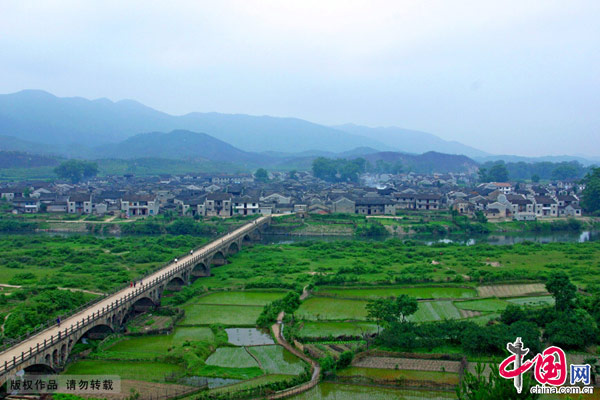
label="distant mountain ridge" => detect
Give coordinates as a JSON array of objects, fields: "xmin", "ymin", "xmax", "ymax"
[
  {"xmin": 333, "ymin": 124, "xmax": 489, "ymax": 158},
  {"xmin": 94, "ymin": 130, "xmax": 272, "ymax": 165},
  {"xmin": 0, "ymin": 90, "xmax": 390, "ymax": 153}
]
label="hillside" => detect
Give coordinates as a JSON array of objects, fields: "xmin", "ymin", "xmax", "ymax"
[
  {"xmin": 358, "ymin": 151, "xmax": 479, "ymax": 174},
  {"xmin": 94, "ymin": 130, "xmax": 270, "ymax": 165},
  {"xmin": 0, "ymin": 90, "xmax": 388, "ymax": 153},
  {"xmin": 0, "ymin": 151, "xmax": 61, "ymax": 169},
  {"xmin": 334, "ymin": 124, "xmax": 488, "ymax": 158}
]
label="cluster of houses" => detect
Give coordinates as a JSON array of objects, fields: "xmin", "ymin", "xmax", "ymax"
[
  {"xmin": 449, "ymin": 182, "xmax": 583, "ymax": 220},
  {"xmin": 0, "ymin": 171, "xmax": 585, "ymax": 221}
]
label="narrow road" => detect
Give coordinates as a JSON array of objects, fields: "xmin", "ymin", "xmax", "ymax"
[
  {"xmin": 0, "ymin": 216, "xmax": 270, "ymax": 373},
  {"xmin": 269, "ymin": 311, "xmax": 320, "ymax": 399}
]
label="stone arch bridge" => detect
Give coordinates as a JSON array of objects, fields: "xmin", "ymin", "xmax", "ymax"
[{"xmin": 0, "ymin": 216, "xmax": 271, "ymax": 382}]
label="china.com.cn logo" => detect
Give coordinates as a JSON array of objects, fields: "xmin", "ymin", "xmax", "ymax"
[{"xmin": 499, "ymin": 337, "xmax": 593, "ymax": 395}]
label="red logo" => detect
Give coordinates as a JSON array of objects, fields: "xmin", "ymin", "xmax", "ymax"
[{"xmin": 499, "ymin": 338, "xmax": 567, "ymax": 393}]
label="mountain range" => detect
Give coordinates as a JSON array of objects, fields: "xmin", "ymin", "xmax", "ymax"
[
  {"xmin": 1, "ymin": 89, "xmax": 487, "ymax": 157},
  {"xmin": 0, "ymin": 90, "xmax": 595, "ymax": 173}
]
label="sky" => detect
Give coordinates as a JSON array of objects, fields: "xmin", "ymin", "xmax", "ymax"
[{"xmin": 1, "ymin": 0, "xmax": 599, "ymax": 157}]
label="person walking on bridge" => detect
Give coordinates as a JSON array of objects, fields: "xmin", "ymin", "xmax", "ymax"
[{"xmin": 56, "ymin": 316, "xmax": 61, "ymax": 327}]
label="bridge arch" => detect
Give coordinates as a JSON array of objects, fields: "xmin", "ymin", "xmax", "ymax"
[
  {"xmin": 165, "ymin": 277, "xmax": 185, "ymax": 292},
  {"xmin": 210, "ymin": 251, "xmax": 227, "ymax": 267},
  {"xmin": 227, "ymin": 241, "xmax": 240, "ymax": 255},
  {"xmin": 192, "ymin": 262, "xmax": 210, "ymax": 279}
]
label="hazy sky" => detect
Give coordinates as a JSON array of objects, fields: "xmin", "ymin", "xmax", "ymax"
[{"xmin": 1, "ymin": 1, "xmax": 599, "ymax": 157}]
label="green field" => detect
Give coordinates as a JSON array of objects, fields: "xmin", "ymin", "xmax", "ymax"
[
  {"xmin": 454, "ymin": 298, "xmax": 511, "ymax": 312},
  {"xmin": 64, "ymin": 360, "xmax": 184, "ymax": 382},
  {"xmin": 247, "ymin": 345, "xmax": 307, "ymax": 375},
  {"xmin": 193, "ymin": 290, "xmax": 288, "ymax": 306},
  {"xmin": 336, "ymin": 367, "xmax": 460, "ymax": 385},
  {"xmin": 180, "ymin": 304, "xmax": 263, "ymax": 325},
  {"xmin": 296, "ymin": 297, "xmax": 464, "ymax": 323},
  {"xmin": 104, "ymin": 327, "xmax": 215, "ymax": 359},
  {"xmin": 409, "ymin": 301, "xmax": 462, "ymax": 322},
  {"xmin": 205, "ymin": 347, "xmax": 260, "ymax": 369},
  {"xmin": 507, "ymin": 296, "xmax": 555, "ymax": 307},
  {"xmin": 296, "ymin": 297, "xmax": 369, "ymax": 321},
  {"xmin": 299, "ymin": 321, "xmax": 378, "ymax": 338},
  {"xmin": 290, "ymin": 382, "xmax": 457, "ymax": 400},
  {"xmin": 209, "ymin": 374, "xmax": 293, "ymax": 395},
  {"xmin": 317, "ymin": 286, "xmax": 477, "ymax": 299}
]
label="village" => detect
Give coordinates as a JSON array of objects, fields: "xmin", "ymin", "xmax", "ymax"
[{"xmin": 0, "ymin": 169, "xmax": 585, "ymax": 221}]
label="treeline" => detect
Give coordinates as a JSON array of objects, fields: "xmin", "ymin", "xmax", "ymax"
[
  {"xmin": 376, "ymin": 272, "xmax": 600, "ymax": 356},
  {"xmin": 312, "ymin": 157, "xmax": 406, "ymax": 182},
  {"xmin": 480, "ymin": 160, "xmax": 592, "ymax": 182},
  {"xmin": 120, "ymin": 217, "xmax": 221, "ymax": 236}
]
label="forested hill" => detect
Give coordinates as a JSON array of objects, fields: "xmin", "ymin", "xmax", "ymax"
[
  {"xmin": 359, "ymin": 151, "xmax": 479, "ymax": 174},
  {"xmin": 0, "ymin": 151, "xmax": 61, "ymax": 169}
]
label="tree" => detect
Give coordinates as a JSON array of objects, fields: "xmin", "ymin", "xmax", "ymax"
[
  {"xmin": 544, "ymin": 309, "xmax": 597, "ymax": 349},
  {"xmin": 254, "ymin": 168, "xmax": 269, "ymax": 182},
  {"xmin": 393, "ymin": 294, "xmax": 418, "ymax": 322},
  {"xmin": 581, "ymin": 167, "xmax": 600, "ymax": 214},
  {"xmin": 531, "ymin": 174, "xmax": 540, "ymax": 183},
  {"xmin": 477, "ymin": 168, "xmax": 488, "ymax": 183},
  {"xmin": 546, "ymin": 271, "xmax": 576, "ymax": 311},
  {"xmin": 288, "ymin": 170, "xmax": 298, "ymax": 180},
  {"xmin": 552, "ymin": 163, "xmax": 579, "ymax": 181},
  {"xmin": 54, "ymin": 159, "xmax": 98, "ymax": 183},
  {"xmin": 366, "ymin": 298, "xmax": 394, "ymax": 333},
  {"xmin": 488, "ymin": 163, "xmax": 509, "ymax": 182}
]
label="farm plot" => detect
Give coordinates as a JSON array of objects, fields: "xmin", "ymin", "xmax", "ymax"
[
  {"xmin": 296, "ymin": 298, "xmax": 368, "ymax": 321},
  {"xmin": 353, "ymin": 356, "xmax": 462, "ymax": 373},
  {"xmin": 454, "ymin": 298, "xmax": 510, "ymax": 313},
  {"xmin": 193, "ymin": 291, "xmax": 288, "ymax": 306},
  {"xmin": 64, "ymin": 360, "xmax": 185, "ymax": 382},
  {"xmin": 336, "ymin": 367, "xmax": 460, "ymax": 385},
  {"xmin": 317, "ymin": 286, "xmax": 476, "ymax": 300},
  {"xmin": 205, "ymin": 347, "xmax": 259, "ymax": 369},
  {"xmin": 247, "ymin": 345, "xmax": 307, "ymax": 375},
  {"xmin": 408, "ymin": 301, "xmax": 462, "ymax": 322},
  {"xmin": 180, "ymin": 304, "xmax": 262, "ymax": 325},
  {"xmin": 507, "ymin": 296, "xmax": 555, "ymax": 307},
  {"xmin": 105, "ymin": 327, "xmax": 214, "ymax": 359},
  {"xmin": 298, "ymin": 321, "xmax": 378, "ymax": 338},
  {"xmin": 226, "ymin": 328, "xmax": 274, "ymax": 346},
  {"xmin": 476, "ymin": 283, "xmax": 547, "ymax": 298}
]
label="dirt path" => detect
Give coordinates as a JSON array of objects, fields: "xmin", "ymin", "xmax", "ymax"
[
  {"xmin": 299, "ymin": 285, "xmax": 310, "ymax": 301},
  {"xmin": 0, "ymin": 283, "xmax": 104, "ymax": 296},
  {"xmin": 244, "ymin": 346, "xmax": 263, "ymax": 369},
  {"xmin": 268, "ymin": 311, "xmax": 320, "ymax": 399},
  {"xmin": 1, "ymin": 314, "xmax": 10, "ymax": 334}
]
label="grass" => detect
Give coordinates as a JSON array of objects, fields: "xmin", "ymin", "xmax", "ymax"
[
  {"xmin": 316, "ymin": 285, "xmax": 477, "ymax": 299},
  {"xmin": 193, "ymin": 290, "xmax": 288, "ymax": 306},
  {"xmin": 205, "ymin": 347, "xmax": 259, "ymax": 369},
  {"xmin": 299, "ymin": 321, "xmax": 378, "ymax": 338},
  {"xmin": 296, "ymin": 297, "xmax": 369, "ymax": 321},
  {"xmin": 454, "ymin": 298, "xmax": 511, "ymax": 312},
  {"xmin": 63, "ymin": 360, "xmax": 184, "ymax": 382},
  {"xmin": 247, "ymin": 345, "xmax": 307, "ymax": 375},
  {"xmin": 180, "ymin": 304, "xmax": 263, "ymax": 325},
  {"xmin": 506, "ymin": 296, "xmax": 555, "ymax": 306},
  {"xmin": 208, "ymin": 374, "xmax": 292, "ymax": 394},
  {"xmin": 104, "ymin": 327, "xmax": 215, "ymax": 359},
  {"xmin": 409, "ymin": 301, "xmax": 462, "ymax": 322}
]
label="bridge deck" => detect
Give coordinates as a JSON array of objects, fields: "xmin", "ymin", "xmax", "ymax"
[{"xmin": 0, "ymin": 216, "xmax": 270, "ymax": 374}]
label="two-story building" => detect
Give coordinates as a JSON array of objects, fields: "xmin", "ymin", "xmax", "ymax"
[
  {"xmin": 68, "ymin": 194, "xmax": 93, "ymax": 214},
  {"xmin": 121, "ymin": 195, "xmax": 159, "ymax": 217}
]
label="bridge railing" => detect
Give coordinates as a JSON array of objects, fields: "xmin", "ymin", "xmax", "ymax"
[{"xmin": 0, "ymin": 216, "xmax": 269, "ymax": 374}]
